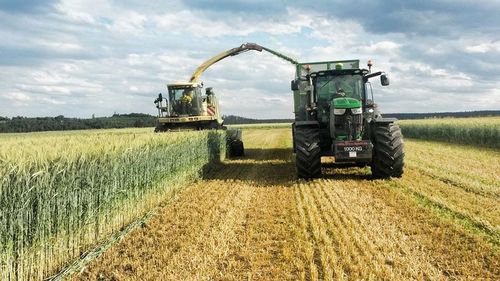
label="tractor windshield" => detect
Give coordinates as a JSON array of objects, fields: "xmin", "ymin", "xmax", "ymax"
[
  {"xmin": 169, "ymin": 88, "xmax": 193, "ymax": 102},
  {"xmin": 168, "ymin": 86, "xmax": 201, "ymax": 116},
  {"xmin": 316, "ymin": 75, "xmax": 363, "ymax": 102}
]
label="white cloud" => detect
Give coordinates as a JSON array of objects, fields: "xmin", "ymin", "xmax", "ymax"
[
  {"xmin": 152, "ymin": 7, "xmax": 311, "ymax": 38},
  {"xmin": 35, "ymin": 39, "xmax": 83, "ymax": 52},
  {"xmin": 217, "ymin": 87, "xmax": 294, "ymax": 119},
  {"xmin": 106, "ymin": 11, "xmax": 147, "ymax": 34},
  {"xmin": 1, "ymin": 0, "xmax": 499, "ymax": 119},
  {"xmin": 465, "ymin": 41, "xmax": 500, "ymax": 53},
  {"xmin": 54, "ymin": 0, "xmax": 100, "ymax": 24},
  {"xmin": 4, "ymin": 92, "xmax": 31, "ymax": 102},
  {"xmin": 308, "ymin": 16, "xmax": 364, "ymax": 43},
  {"xmin": 360, "ymin": 41, "xmax": 402, "ymax": 53},
  {"xmin": 40, "ymin": 97, "xmax": 66, "ymax": 105}
]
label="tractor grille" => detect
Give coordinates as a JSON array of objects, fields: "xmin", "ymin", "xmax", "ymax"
[
  {"xmin": 334, "ymin": 111, "xmax": 363, "ymax": 127},
  {"xmin": 335, "ymin": 110, "xmax": 363, "ymax": 140}
]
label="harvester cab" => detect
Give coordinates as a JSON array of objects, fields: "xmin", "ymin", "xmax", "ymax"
[
  {"xmin": 291, "ymin": 60, "xmax": 404, "ymax": 179},
  {"xmin": 154, "ymin": 82, "xmax": 222, "ymax": 131}
]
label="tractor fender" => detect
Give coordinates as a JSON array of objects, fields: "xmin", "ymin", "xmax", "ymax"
[
  {"xmin": 373, "ymin": 117, "xmax": 398, "ymax": 124},
  {"xmin": 368, "ymin": 118, "xmax": 398, "ymax": 140}
]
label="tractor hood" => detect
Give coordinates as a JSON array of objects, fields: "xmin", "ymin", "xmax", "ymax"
[{"xmin": 331, "ymin": 97, "xmax": 362, "ymax": 109}]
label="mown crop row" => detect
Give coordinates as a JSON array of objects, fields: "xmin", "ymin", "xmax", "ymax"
[
  {"xmin": 75, "ymin": 128, "xmax": 500, "ymax": 280},
  {"xmin": 398, "ymin": 117, "xmax": 500, "ymax": 149},
  {"xmin": 0, "ymin": 128, "xmax": 227, "ymax": 280}
]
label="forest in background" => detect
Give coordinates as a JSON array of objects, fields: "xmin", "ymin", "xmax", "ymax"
[{"xmin": 1, "ymin": 110, "xmax": 499, "ymax": 133}]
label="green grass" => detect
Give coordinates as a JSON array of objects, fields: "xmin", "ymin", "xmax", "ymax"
[
  {"xmin": 0, "ymin": 128, "xmax": 227, "ymax": 280},
  {"xmin": 398, "ymin": 117, "xmax": 500, "ymax": 149}
]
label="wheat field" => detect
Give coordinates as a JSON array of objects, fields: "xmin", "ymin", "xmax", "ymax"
[
  {"xmin": 0, "ymin": 128, "xmax": 226, "ymax": 280},
  {"xmin": 72, "ymin": 127, "xmax": 499, "ymax": 280},
  {"xmin": 398, "ymin": 116, "xmax": 500, "ymax": 148}
]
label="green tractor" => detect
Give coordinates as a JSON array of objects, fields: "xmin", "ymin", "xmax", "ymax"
[{"xmin": 291, "ymin": 60, "xmax": 404, "ymax": 179}]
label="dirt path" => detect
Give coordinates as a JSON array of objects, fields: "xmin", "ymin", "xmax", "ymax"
[{"xmin": 75, "ymin": 128, "xmax": 499, "ymax": 280}]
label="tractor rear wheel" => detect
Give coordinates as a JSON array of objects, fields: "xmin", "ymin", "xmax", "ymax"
[
  {"xmin": 371, "ymin": 123, "xmax": 404, "ymax": 178},
  {"xmin": 294, "ymin": 126, "xmax": 321, "ymax": 179}
]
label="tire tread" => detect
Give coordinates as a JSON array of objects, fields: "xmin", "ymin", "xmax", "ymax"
[
  {"xmin": 294, "ymin": 127, "xmax": 321, "ymax": 179},
  {"xmin": 372, "ymin": 123, "xmax": 405, "ymax": 178}
]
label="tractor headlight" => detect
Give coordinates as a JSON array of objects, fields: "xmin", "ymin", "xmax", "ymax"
[
  {"xmin": 333, "ymin": 108, "xmax": 346, "ymax": 115},
  {"xmin": 351, "ymin": 107, "xmax": 362, "ymax": 114}
]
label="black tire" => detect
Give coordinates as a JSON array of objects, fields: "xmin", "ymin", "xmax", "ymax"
[
  {"xmin": 294, "ymin": 126, "xmax": 321, "ymax": 179},
  {"xmin": 154, "ymin": 125, "xmax": 167, "ymax": 133},
  {"xmin": 229, "ymin": 140, "xmax": 244, "ymax": 157},
  {"xmin": 209, "ymin": 121, "xmax": 225, "ymax": 130},
  {"xmin": 371, "ymin": 123, "xmax": 404, "ymax": 178}
]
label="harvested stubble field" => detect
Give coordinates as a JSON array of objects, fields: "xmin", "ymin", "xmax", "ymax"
[{"xmin": 75, "ymin": 127, "xmax": 499, "ymax": 280}]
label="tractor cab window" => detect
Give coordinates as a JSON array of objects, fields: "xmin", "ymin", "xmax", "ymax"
[
  {"xmin": 168, "ymin": 87, "xmax": 202, "ymax": 116},
  {"xmin": 315, "ymin": 75, "xmax": 363, "ymax": 105}
]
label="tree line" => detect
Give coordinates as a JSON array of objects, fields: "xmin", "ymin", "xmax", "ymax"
[
  {"xmin": 0, "ymin": 113, "xmax": 156, "ymax": 133},
  {"xmin": 0, "ymin": 111, "xmax": 498, "ymax": 133}
]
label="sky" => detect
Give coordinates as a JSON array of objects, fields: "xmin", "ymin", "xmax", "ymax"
[{"xmin": 0, "ymin": 0, "xmax": 499, "ymax": 119}]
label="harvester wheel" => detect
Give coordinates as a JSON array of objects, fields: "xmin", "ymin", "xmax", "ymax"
[
  {"xmin": 229, "ymin": 140, "xmax": 245, "ymax": 157},
  {"xmin": 371, "ymin": 123, "xmax": 404, "ymax": 178},
  {"xmin": 294, "ymin": 126, "xmax": 321, "ymax": 179},
  {"xmin": 154, "ymin": 125, "xmax": 168, "ymax": 133}
]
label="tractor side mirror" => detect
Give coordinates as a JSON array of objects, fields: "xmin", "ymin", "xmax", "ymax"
[
  {"xmin": 154, "ymin": 93, "xmax": 162, "ymax": 103},
  {"xmin": 291, "ymin": 80, "xmax": 299, "ymax": 91},
  {"xmin": 381, "ymin": 74, "xmax": 390, "ymax": 86}
]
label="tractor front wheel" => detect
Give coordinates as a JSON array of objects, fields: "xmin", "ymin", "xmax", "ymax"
[
  {"xmin": 294, "ymin": 126, "xmax": 321, "ymax": 179},
  {"xmin": 371, "ymin": 123, "xmax": 404, "ymax": 178}
]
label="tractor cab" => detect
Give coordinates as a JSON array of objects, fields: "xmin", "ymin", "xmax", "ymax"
[
  {"xmin": 154, "ymin": 82, "xmax": 203, "ymax": 117},
  {"xmin": 311, "ymin": 66, "xmax": 369, "ymax": 142},
  {"xmin": 154, "ymin": 82, "xmax": 223, "ymax": 131}
]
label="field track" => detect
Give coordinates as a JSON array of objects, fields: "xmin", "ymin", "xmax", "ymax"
[{"xmin": 75, "ymin": 128, "xmax": 499, "ymax": 280}]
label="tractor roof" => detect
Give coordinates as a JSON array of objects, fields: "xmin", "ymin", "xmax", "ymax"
[
  {"xmin": 295, "ymin": 60, "xmax": 360, "ymax": 78},
  {"xmin": 167, "ymin": 82, "xmax": 202, "ymax": 89},
  {"xmin": 311, "ymin": 68, "xmax": 370, "ymax": 78}
]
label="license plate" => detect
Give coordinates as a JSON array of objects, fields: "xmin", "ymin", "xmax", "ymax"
[
  {"xmin": 334, "ymin": 140, "xmax": 373, "ymax": 162},
  {"xmin": 344, "ymin": 146, "xmax": 363, "ymax": 152}
]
